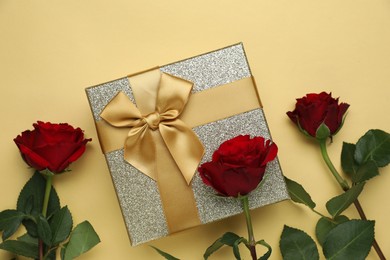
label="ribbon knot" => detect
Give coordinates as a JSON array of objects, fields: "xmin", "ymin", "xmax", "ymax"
[
  {"xmin": 144, "ymin": 111, "xmax": 161, "ymax": 130},
  {"xmin": 99, "ymin": 71, "xmax": 205, "ymax": 185}
]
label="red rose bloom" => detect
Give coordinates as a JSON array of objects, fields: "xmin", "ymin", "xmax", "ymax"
[
  {"xmin": 286, "ymin": 92, "xmax": 349, "ymax": 138},
  {"xmin": 14, "ymin": 121, "xmax": 91, "ymax": 173},
  {"xmin": 198, "ymin": 135, "xmax": 278, "ymax": 197}
]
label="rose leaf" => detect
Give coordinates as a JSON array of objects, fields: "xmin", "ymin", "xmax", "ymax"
[
  {"xmin": 232, "ymin": 237, "xmax": 245, "ymax": 260},
  {"xmin": 354, "ymin": 129, "xmax": 390, "ymax": 167},
  {"xmin": 279, "ymin": 225, "xmax": 319, "ymax": 260},
  {"xmin": 203, "ymin": 236, "xmax": 224, "ymax": 259},
  {"xmin": 341, "ymin": 142, "xmax": 358, "ymax": 176},
  {"xmin": 256, "ymin": 239, "xmax": 272, "ymax": 260},
  {"xmin": 22, "ymin": 217, "xmax": 39, "ymax": 238},
  {"xmin": 323, "ymin": 220, "xmax": 374, "ymax": 260},
  {"xmin": 150, "ymin": 246, "xmax": 180, "ymax": 260},
  {"xmin": 353, "ymin": 160, "xmax": 379, "ymax": 184},
  {"xmin": 49, "ymin": 206, "xmax": 73, "ymax": 246},
  {"xmin": 0, "ymin": 210, "xmax": 26, "ymax": 240},
  {"xmin": 284, "ymin": 177, "xmax": 316, "ymax": 209},
  {"xmin": 203, "ymin": 232, "xmax": 242, "ymax": 259},
  {"xmin": 0, "ymin": 240, "xmax": 39, "ymax": 259},
  {"xmin": 60, "ymin": 221, "xmax": 100, "ymax": 260},
  {"xmin": 325, "ymin": 183, "xmax": 364, "ymax": 218},
  {"xmin": 17, "ymin": 232, "xmax": 38, "ymax": 245},
  {"xmin": 315, "ymin": 215, "xmax": 349, "ymax": 246},
  {"xmin": 37, "ymin": 215, "xmax": 52, "ymax": 246}
]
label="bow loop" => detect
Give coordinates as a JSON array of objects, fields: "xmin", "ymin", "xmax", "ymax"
[
  {"xmin": 100, "ymin": 91, "xmax": 143, "ymax": 128},
  {"xmin": 100, "ymin": 71, "xmax": 204, "ymax": 185}
]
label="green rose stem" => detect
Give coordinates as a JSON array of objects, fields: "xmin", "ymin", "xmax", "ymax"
[
  {"xmin": 39, "ymin": 172, "xmax": 53, "ymax": 260},
  {"xmin": 319, "ymin": 140, "xmax": 349, "ymax": 191},
  {"xmin": 240, "ymin": 195, "xmax": 257, "ymax": 260},
  {"xmin": 42, "ymin": 174, "xmax": 53, "ymax": 217},
  {"xmin": 319, "ymin": 140, "xmax": 386, "ymax": 260}
]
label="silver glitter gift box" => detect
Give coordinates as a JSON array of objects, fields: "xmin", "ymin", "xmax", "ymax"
[{"xmin": 85, "ymin": 43, "xmax": 289, "ymax": 246}]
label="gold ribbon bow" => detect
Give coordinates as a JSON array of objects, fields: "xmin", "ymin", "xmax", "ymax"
[{"xmin": 100, "ymin": 70, "xmax": 204, "ymax": 185}]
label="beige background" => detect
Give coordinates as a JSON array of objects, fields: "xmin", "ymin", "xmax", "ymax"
[{"xmin": 1, "ymin": 1, "xmax": 389, "ymax": 259}]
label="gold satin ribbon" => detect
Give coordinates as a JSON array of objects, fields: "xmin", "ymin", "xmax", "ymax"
[{"xmin": 100, "ymin": 70, "xmax": 205, "ymax": 185}]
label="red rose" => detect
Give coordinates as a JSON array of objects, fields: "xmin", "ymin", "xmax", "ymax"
[
  {"xmin": 14, "ymin": 121, "xmax": 91, "ymax": 173},
  {"xmin": 198, "ymin": 135, "xmax": 278, "ymax": 197},
  {"xmin": 286, "ymin": 92, "xmax": 349, "ymax": 138}
]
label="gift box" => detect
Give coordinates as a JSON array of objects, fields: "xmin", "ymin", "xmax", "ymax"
[{"xmin": 85, "ymin": 43, "xmax": 289, "ymax": 246}]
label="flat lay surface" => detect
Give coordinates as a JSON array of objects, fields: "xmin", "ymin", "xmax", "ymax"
[{"xmin": 0, "ymin": 1, "xmax": 389, "ymax": 259}]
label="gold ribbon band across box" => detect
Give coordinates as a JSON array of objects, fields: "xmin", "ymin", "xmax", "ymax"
[{"xmin": 85, "ymin": 43, "xmax": 289, "ymax": 246}]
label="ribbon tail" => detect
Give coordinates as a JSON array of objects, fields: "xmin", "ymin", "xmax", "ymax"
[
  {"xmin": 159, "ymin": 120, "xmax": 205, "ymax": 185},
  {"xmin": 124, "ymin": 125, "xmax": 158, "ymax": 181}
]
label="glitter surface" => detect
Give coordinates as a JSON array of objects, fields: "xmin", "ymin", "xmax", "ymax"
[
  {"xmin": 161, "ymin": 44, "xmax": 251, "ymax": 93},
  {"xmin": 85, "ymin": 43, "xmax": 289, "ymax": 246},
  {"xmin": 86, "ymin": 77, "xmax": 134, "ymax": 121},
  {"xmin": 106, "ymin": 150, "xmax": 169, "ymax": 245}
]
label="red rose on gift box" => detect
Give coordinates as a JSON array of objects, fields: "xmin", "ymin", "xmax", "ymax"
[
  {"xmin": 198, "ymin": 135, "xmax": 278, "ymax": 197},
  {"xmin": 14, "ymin": 121, "xmax": 91, "ymax": 173},
  {"xmin": 286, "ymin": 92, "xmax": 349, "ymax": 138}
]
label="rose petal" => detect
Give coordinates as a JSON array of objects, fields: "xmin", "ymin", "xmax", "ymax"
[
  {"xmin": 198, "ymin": 161, "xmax": 230, "ymax": 196},
  {"xmin": 15, "ymin": 143, "xmax": 50, "ymax": 171},
  {"xmin": 222, "ymin": 167, "xmax": 265, "ymax": 197}
]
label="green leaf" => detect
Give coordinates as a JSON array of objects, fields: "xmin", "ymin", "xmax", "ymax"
[
  {"xmin": 23, "ymin": 196, "xmax": 34, "ymax": 215},
  {"xmin": 17, "ymin": 233, "xmax": 38, "ymax": 246},
  {"xmin": 17, "ymin": 172, "xmax": 60, "ymax": 217},
  {"xmin": 61, "ymin": 221, "xmax": 100, "ymax": 260},
  {"xmin": 315, "ymin": 215, "xmax": 349, "ymax": 246},
  {"xmin": 150, "ymin": 246, "xmax": 180, "ymax": 260},
  {"xmin": 203, "ymin": 237, "xmax": 224, "ymax": 259},
  {"xmin": 284, "ymin": 177, "xmax": 316, "ymax": 209},
  {"xmin": 256, "ymin": 240, "xmax": 272, "ymax": 260},
  {"xmin": 0, "ymin": 210, "xmax": 26, "ymax": 240},
  {"xmin": 232, "ymin": 237, "xmax": 245, "ymax": 260},
  {"xmin": 60, "ymin": 242, "xmax": 68, "ymax": 260},
  {"xmin": 22, "ymin": 218, "xmax": 38, "ymax": 238},
  {"xmin": 326, "ymin": 183, "xmax": 364, "ymax": 218},
  {"xmin": 353, "ymin": 160, "xmax": 379, "ymax": 184},
  {"xmin": 37, "ymin": 215, "xmax": 52, "ymax": 246},
  {"xmin": 0, "ymin": 240, "xmax": 39, "ymax": 258},
  {"xmin": 279, "ymin": 225, "xmax": 319, "ymax": 260},
  {"xmin": 49, "ymin": 206, "xmax": 73, "ymax": 245},
  {"xmin": 203, "ymin": 232, "xmax": 241, "ymax": 259},
  {"xmin": 341, "ymin": 142, "xmax": 358, "ymax": 176},
  {"xmin": 220, "ymin": 232, "xmax": 241, "ymax": 246},
  {"xmin": 323, "ymin": 220, "xmax": 375, "ymax": 260},
  {"xmin": 315, "ymin": 123, "xmax": 331, "ymax": 140},
  {"xmin": 355, "ymin": 129, "xmax": 390, "ymax": 167}
]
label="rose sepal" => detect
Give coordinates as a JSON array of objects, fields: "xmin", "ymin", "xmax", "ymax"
[
  {"xmin": 39, "ymin": 169, "xmax": 55, "ymax": 178},
  {"xmin": 315, "ymin": 123, "xmax": 331, "ymax": 141}
]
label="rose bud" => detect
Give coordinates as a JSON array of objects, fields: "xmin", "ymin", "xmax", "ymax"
[
  {"xmin": 286, "ymin": 92, "xmax": 349, "ymax": 140},
  {"xmin": 14, "ymin": 121, "xmax": 91, "ymax": 173},
  {"xmin": 198, "ymin": 135, "xmax": 278, "ymax": 197}
]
